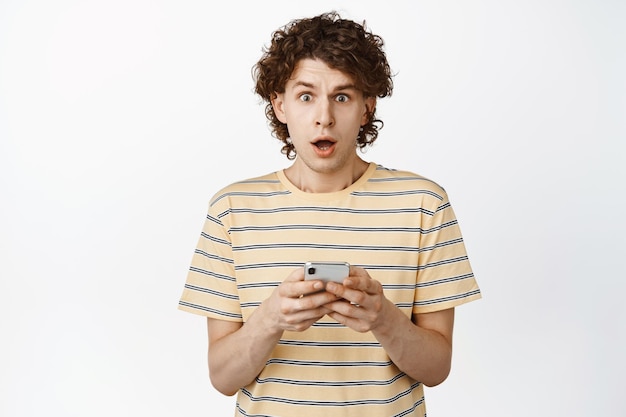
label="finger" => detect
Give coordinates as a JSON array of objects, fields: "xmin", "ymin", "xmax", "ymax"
[
  {"xmin": 298, "ymin": 290, "xmax": 339, "ymax": 310},
  {"xmin": 344, "ymin": 269, "xmax": 381, "ymax": 295},
  {"xmin": 324, "ymin": 281, "xmax": 349, "ymax": 298},
  {"xmin": 283, "ymin": 267, "xmax": 305, "ymax": 282},
  {"xmin": 281, "ymin": 301, "xmax": 334, "ymax": 331},
  {"xmin": 281, "ymin": 280, "xmax": 326, "ymax": 299},
  {"xmin": 284, "ymin": 308, "xmax": 332, "ymax": 332},
  {"xmin": 324, "ymin": 299, "xmax": 364, "ymax": 315},
  {"xmin": 343, "ymin": 266, "xmax": 368, "ymax": 288},
  {"xmin": 324, "ymin": 282, "xmax": 366, "ymax": 307},
  {"xmin": 326, "ymin": 311, "xmax": 372, "ymax": 333},
  {"xmin": 280, "ymin": 267, "xmax": 325, "ymax": 298}
]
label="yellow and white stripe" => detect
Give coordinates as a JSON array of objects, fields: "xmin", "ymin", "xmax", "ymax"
[{"xmin": 179, "ymin": 162, "xmax": 480, "ymax": 416}]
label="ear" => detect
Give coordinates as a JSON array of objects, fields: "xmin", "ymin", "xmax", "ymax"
[
  {"xmin": 361, "ymin": 97, "xmax": 376, "ymax": 125},
  {"xmin": 271, "ymin": 92, "xmax": 288, "ymax": 124}
]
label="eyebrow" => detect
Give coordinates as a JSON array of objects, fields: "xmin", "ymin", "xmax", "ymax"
[{"xmin": 292, "ymin": 81, "xmax": 358, "ymax": 92}]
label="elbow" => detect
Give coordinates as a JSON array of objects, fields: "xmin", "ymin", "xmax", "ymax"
[
  {"xmin": 214, "ymin": 386, "xmax": 239, "ymax": 397},
  {"xmin": 423, "ymin": 342, "xmax": 453, "ymax": 387},
  {"xmin": 208, "ymin": 360, "xmax": 239, "ymax": 396},
  {"xmin": 421, "ymin": 362, "xmax": 451, "ymax": 388},
  {"xmin": 422, "ymin": 373, "xmax": 449, "ymax": 388},
  {"xmin": 209, "ymin": 372, "xmax": 239, "ymax": 397},
  {"xmin": 208, "ymin": 352, "xmax": 240, "ymax": 396}
]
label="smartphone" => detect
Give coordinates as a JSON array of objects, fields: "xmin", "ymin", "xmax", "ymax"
[{"xmin": 304, "ymin": 261, "xmax": 350, "ymax": 283}]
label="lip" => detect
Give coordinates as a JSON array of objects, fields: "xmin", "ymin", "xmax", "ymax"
[
  {"xmin": 311, "ymin": 136, "xmax": 337, "ymax": 157},
  {"xmin": 311, "ymin": 135, "xmax": 336, "ymax": 144}
]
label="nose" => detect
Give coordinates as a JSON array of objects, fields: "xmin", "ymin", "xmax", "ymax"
[{"xmin": 315, "ymin": 99, "xmax": 334, "ymax": 127}]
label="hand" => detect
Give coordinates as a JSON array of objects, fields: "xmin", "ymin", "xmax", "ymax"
[
  {"xmin": 323, "ymin": 266, "xmax": 391, "ymax": 333},
  {"xmin": 262, "ymin": 267, "xmax": 339, "ymax": 332}
]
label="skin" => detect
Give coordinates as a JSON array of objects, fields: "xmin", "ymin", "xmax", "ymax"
[
  {"xmin": 272, "ymin": 58, "xmax": 374, "ymax": 193},
  {"xmin": 206, "ymin": 58, "xmax": 455, "ymax": 396}
]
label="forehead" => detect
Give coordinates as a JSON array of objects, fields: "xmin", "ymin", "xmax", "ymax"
[{"xmin": 287, "ymin": 58, "xmax": 356, "ymax": 88}]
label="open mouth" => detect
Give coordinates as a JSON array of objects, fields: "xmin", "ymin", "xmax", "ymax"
[{"xmin": 313, "ymin": 139, "xmax": 335, "ymax": 150}]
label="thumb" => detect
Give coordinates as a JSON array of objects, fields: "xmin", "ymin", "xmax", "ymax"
[{"xmin": 283, "ymin": 265, "xmax": 305, "ymax": 282}]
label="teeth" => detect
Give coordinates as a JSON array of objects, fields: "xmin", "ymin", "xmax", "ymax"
[{"xmin": 315, "ymin": 140, "xmax": 333, "ymax": 150}]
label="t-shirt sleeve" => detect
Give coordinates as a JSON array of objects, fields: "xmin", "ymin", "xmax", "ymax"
[
  {"xmin": 413, "ymin": 190, "xmax": 481, "ymax": 314},
  {"xmin": 178, "ymin": 197, "xmax": 242, "ymax": 321}
]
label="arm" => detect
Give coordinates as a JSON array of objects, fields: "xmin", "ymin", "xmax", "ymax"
[
  {"xmin": 206, "ymin": 317, "xmax": 276, "ymax": 396},
  {"xmin": 324, "ymin": 266, "xmax": 454, "ymax": 387},
  {"xmin": 374, "ymin": 306, "xmax": 454, "ymax": 387},
  {"xmin": 206, "ymin": 268, "xmax": 339, "ymax": 395}
]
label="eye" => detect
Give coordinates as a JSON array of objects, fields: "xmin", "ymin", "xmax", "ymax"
[
  {"xmin": 336, "ymin": 94, "xmax": 349, "ymax": 103},
  {"xmin": 299, "ymin": 93, "xmax": 312, "ymax": 102}
]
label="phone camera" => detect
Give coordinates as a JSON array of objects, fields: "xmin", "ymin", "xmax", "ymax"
[{"xmin": 307, "ymin": 267, "xmax": 316, "ymax": 275}]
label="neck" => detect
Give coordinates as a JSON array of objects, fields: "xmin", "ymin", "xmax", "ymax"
[{"xmin": 284, "ymin": 158, "xmax": 369, "ymax": 193}]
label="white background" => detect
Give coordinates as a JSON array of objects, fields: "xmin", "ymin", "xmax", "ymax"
[{"xmin": 1, "ymin": 1, "xmax": 624, "ymax": 416}]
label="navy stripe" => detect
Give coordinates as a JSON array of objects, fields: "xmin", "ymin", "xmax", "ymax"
[
  {"xmin": 368, "ymin": 175, "xmax": 439, "ymax": 185},
  {"xmin": 278, "ymin": 340, "xmax": 381, "ymax": 348},
  {"xmin": 392, "ymin": 398, "xmax": 425, "ymax": 417},
  {"xmin": 233, "ymin": 238, "xmax": 463, "ymax": 253},
  {"xmin": 419, "ymin": 255, "xmax": 469, "ymax": 270},
  {"xmin": 212, "ymin": 190, "xmax": 291, "ymax": 205},
  {"xmin": 230, "ymin": 224, "xmax": 424, "ymax": 233},
  {"xmin": 216, "ymin": 209, "xmax": 230, "ymax": 219},
  {"xmin": 234, "ymin": 242, "xmax": 421, "ymax": 252},
  {"xmin": 234, "ymin": 259, "xmax": 467, "ymax": 276},
  {"xmin": 193, "ymin": 249, "xmax": 233, "ymax": 264},
  {"xmin": 421, "ymin": 219, "xmax": 458, "ymax": 234},
  {"xmin": 238, "ymin": 282, "xmax": 280, "ymax": 290},
  {"xmin": 416, "ymin": 272, "xmax": 475, "ymax": 288},
  {"xmin": 240, "ymin": 381, "xmax": 421, "ymax": 407},
  {"xmin": 237, "ymin": 263, "xmax": 420, "ymax": 272},
  {"xmin": 415, "ymin": 289, "xmax": 482, "ymax": 306},
  {"xmin": 229, "ymin": 206, "xmax": 434, "ymax": 215},
  {"xmin": 436, "ymin": 201, "xmax": 451, "ymax": 212},
  {"xmin": 383, "ymin": 284, "xmax": 417, "ymax": 290},
  {"xmin": 236, "ymin": 275, "xmax": 469, "ymax": 290},
  {"xmin": 352, "ymin": 189, "xmax": 444, "ymax": 200},
  {"xmin": 230, "ymin": 221, "xmax": 457, "ymax": 234},
  {"xmin": 265, "ymin": 358, "xmax": 393, "ymax": 367},
  {"xmin": 178, "ymin": 301, "xmax": 242, "ymax": 319},
  {"xmin": 199, "ymin": 231, "xmax": 231, "ymax": 247},
  {"xmin": 422, "ymin": 237, "xmax": 464, "ymax": 251},
  {"xmin": 255, "ymin": 373, "xmax": 405, "ymax": 387},
  {"xmin": 236, "ymin": 179, "xmax": 281, "ymax": 185},
  {"xmin": 183, "ymin": 284, "xmax": 238, "ymax": 300},
  {"xmin": 235, "ymin": 262, "xmax": 302, "ymax": 270},
  {"xmin": 189, "ymin": 266, "xmax": 234, "ymax": 282},
  {"xmin": 205, "ymin": 214, "xmax": 223, "ymax": 226},
  {"xmin": 355, "ymin": 264, "xmax": 419, "ymax": 271}
]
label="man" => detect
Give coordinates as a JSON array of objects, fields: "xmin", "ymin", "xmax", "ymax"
[{"xmin": 179, "ymin": 11, "xmax": 480, "ymax": 416}]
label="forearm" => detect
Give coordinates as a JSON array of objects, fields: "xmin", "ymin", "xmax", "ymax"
[
  {"xmin": 207, "ymin": 271, "xmax": 338, "ymax": 395},
  {"xmin": 372, "ymin": 302, "xmax": 453, "ymax": 387},
  {"xmin": 208, "ymin": 303, "xmax": 284, "ymax": 395}
]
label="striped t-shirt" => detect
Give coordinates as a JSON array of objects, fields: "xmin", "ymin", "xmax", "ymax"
[{"xmin": 179, "ymin": 162, "xmax": 481, "ymax": 416}]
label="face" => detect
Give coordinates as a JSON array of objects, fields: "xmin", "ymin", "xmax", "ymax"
[{"xmin": 271, "ymin": 59, "xmax": 375, "ymax": 181}]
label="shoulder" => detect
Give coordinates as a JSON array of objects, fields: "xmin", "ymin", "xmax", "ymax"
[
  {"xmin": 208, "ymin": 171, "xmax": 286, "ymax": 208},
  {"xmin": 366, "ymin": 164, "xmax": 448, "ymax": 202}
]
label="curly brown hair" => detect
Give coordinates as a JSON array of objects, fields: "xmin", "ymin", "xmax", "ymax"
[{"xmin": 253, "ymin": 11, "xmax": 394, "ymax": 159}]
